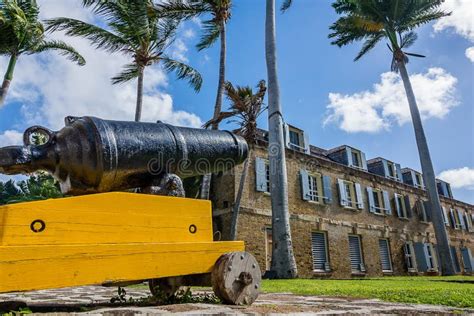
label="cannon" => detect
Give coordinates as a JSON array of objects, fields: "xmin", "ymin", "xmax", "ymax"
[{"xmin": 0, "ymin": 117, "xmax": 261, "ymax": 306}]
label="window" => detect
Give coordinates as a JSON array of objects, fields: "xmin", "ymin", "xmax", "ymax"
[
  {"xmin": 451, "ymin": 208, "xmax": 462, "ymax": 230},
  {"xmin": 286, "ymin": 125, "xmax": 308, "ymax": 153},
  {"xmin": 338, "ymin": 179, "xmax": 363, "ymax": 209},
  {"xmin": 255, "ymin": 157, "xmax": 270, "ymax": 193},
  {"xmin": 386, "ymin": 161, "xmax": 395, "ymax": 178},
  {"xmin": 348, "ymin": 235, "xmax": 365, "ymax": 273},
  {"xmin": 415, "ymin": 173, "xmax": 424, "ymax": 189},
  {"xmin": 417, "ymin": 200, "xmax": 429, "ymax": 222},
  {"xmin": 379, "ymin": 239, "xmax": 393, "ymax": 272},
  {"xmin": 301, "ymin": 170, "xmax": 332, "ymax": 204},
  {"xmin": 367, "ymin": 188, "xmax": 391, "ymax": 215},
  {"xmin": 404, "ymin": 242, "xmax": 417, "ymax": 272},
  {"xmin": 311, "ymin": 232, "xmax": 330, "ymax": 272},
  {"xmin": 394, "ymin": 194, "xmax": 409, "ymax": 219}
]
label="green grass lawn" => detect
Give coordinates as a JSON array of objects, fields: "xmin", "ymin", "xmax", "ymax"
[{"xmin": 261, "ymin": 276, "xmax": 474, "ymax": 308}]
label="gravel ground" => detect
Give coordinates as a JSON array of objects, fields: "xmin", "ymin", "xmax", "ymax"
[{"xmin": 1, "ymin": 285, "xmax": 473, "ymax": 315}]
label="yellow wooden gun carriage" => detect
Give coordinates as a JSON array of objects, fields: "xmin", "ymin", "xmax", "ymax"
[{"xmin": 0, "ymin": 117, "xmax": 261, "ymax": 305}]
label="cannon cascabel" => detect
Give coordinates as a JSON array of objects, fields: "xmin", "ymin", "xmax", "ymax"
[{"xmin": 0, "ymin": 116, "xmax": 248, "ymax": 195}]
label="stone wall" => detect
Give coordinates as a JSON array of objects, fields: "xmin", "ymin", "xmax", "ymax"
[{"xmin": 211, "ymin": 144, "xmax": 474, "ymax": 278}]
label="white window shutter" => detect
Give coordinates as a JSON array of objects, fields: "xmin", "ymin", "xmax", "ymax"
[
  {"xmin": 457, "ymin": 209, "xmax": 466, "ymax": 230},
  {"xmin": 255, "ymin": 157, "xmax": 267, "ymax": 192},
  {"xmin": 345, "ymin": 147, "xmax": 353, "ymax": 167},
  {"xmin": 383, "ymin": 191, "xmax": 391, "ymax": 215},
  {"xmin": 442, "ymin": 207, "xmax": 449, "ymax": 226},
  {"xmin": 322, "ymin": 175, "xmax": 333, "ymax": 204},
  {"xmin": 395, "ymin": 163, "xmax": 403, "ymax": 182},
  {"xmin": 360, "ymin": 152, "xmax": 368, "ymax": 170},
  {"xmin": 367, "ymin": 187, "xmax": 375, "ymax": 213},
  {"xmin": 283, "ymin": 123, "xmax": 290, "ymax": 149},
  {"xmin": 411, "ymin": 170, "xmax": 417, "ymax": 187},
  {"xmin": 355, "ymin": 183, "xmax": 364, "ymax": 209},
  {"xmin": 337, "ymin": 179, "xmax": 347, "ymax": 206},
  {"xmin": 300, "ymin": 169, "xmax": 310, "ymax": 201},
  {"xmin": 394, "ymin": 194, "xmax": 402, "ymax": 217},
  {"xmin": 303, "ymin": 132, "xmax": 310, "ymax": 154},
  {"xmin": 382, "ymin": 160, "xmax": 390, "ymax": 177}
]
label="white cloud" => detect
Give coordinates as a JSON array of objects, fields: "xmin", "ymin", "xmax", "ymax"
[
  {"xmin": 0, "ymin": 0, "xmax": 202, "ymax": 130},
  {"xmin": 0, "ymin": 130, "xmax": 23, "ymax": 147},
  {"xmin": 438, "ymin": 167, "xmax": 474, "ymax": 190},
  {"xmin": 433, "ymin": 0, "xmax": 474, "ymax": 62},
  {"xmin": 324, "ymin": 68, "xmax": 458, "ymax": 133},
  {"xmin": 466, "ymin": 46, "xmax": 474, "ymax": 62}
]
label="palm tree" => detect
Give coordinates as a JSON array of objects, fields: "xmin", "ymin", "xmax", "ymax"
[
  {"xmin": 46, "ymin": 0, "xmax": 202, "ymax": 122},
  {"xmin": 264, "ymin": 0, "xmax": 297, "ymax": 279},
  {"xmin": 156, "ymin": 0, "xmax": 232, "ymax": 130},
  {"xmin": 329, "ymin": 0, "xmax": 454, "ymax": 275},
  {"xmin": 204, "ymin": 80, "xmax": 267, "ymax": 240},
  {"xmin": 0, "ymin": 0, "xmax": 85, "ymax": 106}
]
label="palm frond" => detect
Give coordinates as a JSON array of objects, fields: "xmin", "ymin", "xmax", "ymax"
[
  {"xmin": 161, "ymin": 57, "xmax": 202, "ymax": 91},
  {"xmin": 203, "ymin": 111, "xmax": 235, "ymax": 129},
  {"xmin": 30, "ymin": 39, "xmax": 85, "ymax": 65},
  {"xmin": 154, "ymin": 0, "xmax": 207, "ymax": 20},
  {"xmin": 196, "ymin": 19, "xmax": 221, "ymax": 51},
  {"xmin": 354, "ymin": 32, "xmax": 383, "ymax": 61},
  {"xmin": 281, "ymin": 0, "xmax": 293, "ymax": 12},
  {"xmin": 400, "ymin": 31, "xmax": 417, "ymax": 49},
  {"xmin": 45, "ymin": 17, "xmax": 132, "ymax": 54},
  {"xmin": 111, "ymin": 63, "xmax": 140, "ymax": 84}
]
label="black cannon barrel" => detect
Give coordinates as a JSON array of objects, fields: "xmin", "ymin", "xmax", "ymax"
[{"xmin": 0, "ymin": 116, "xmax": 248, "ymax": 194}]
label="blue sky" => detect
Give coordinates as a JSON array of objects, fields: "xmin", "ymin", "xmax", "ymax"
[{"xmin": 0, "ymin": 0, "xmax": 473, "ymax": 203}]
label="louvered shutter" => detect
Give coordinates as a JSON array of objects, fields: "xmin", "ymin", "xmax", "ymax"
[
  {"xmin": 414, "ymin": 242, "xmax": 428, "ymax": 272},
  {"xmin": 442, "ymin": 207, "xmax": 449, "ymax": 226},
  {"xmin": 418, "ymin": 201, "xmax": 426, "ymax": 221},
  {"xmin": 411, "ymin": 170, "xmax": 418, "ymax": 187},
  {"xmin": 255, "ymin": 157, "xmax": 267, "ymax": 192},
  {"xmin": 355, "ymin": 183, "xmax": 364, "ymax": 209},
  {"xmin": 349, "ymin": 235, "xmax": 364, "ymax": 272},
  {"xmin": 383, "ymin": 191, "xmax": 391, "ymax": 215},
  {"xmin": 395, "ymin": 163, "xmax": 403, "ymax": 182},
  {"xmin": 457, "ymin": 209, "xmax": 466, "ymax": 230},
  {"xmin": 424, "ymin": 201, "xmax": 432, "ymax": 222},
  {"xmin": 300, "ymin": 169, "xmax": 310, "ymax": 201},
  {"xmin": 311, "ymin": 232, "xmax": 329, "ymax": 271},
  {"xmin": 379, "ymin": 239, "xmax": 392, "ymax": 272},
  {"xmin": 461, "ymin": 248, "xmax": 473, "ymax": 273},
  {"xmin": 367, "ymin": 187, "xmax": 375, "ymax": 213},
  {"xmin": 345, "ymin": 147, "xmax": 353, "ymax": 167},
  {"xmin": 283, "ymin": 123, "xmax": 291, "ymax": 149},
  {"xmin": 394, "ymin": 194, "xmax": 402, "ymax": 217},
  {"xmin": 404, "ymin": 196, "xmax": 412, "ymax": 218},
  {"xmin": 360, "ymin": 152, "xmax": 368, "ymax": 170},
  {"xmin": 337, "ymin": 179, "xmax": 347, "ymax": 206},
  {"xmin": 303, "ymin": 132, "xmax": 310, "ymax": 154},
  {"xmin": 465, "ymin": 213, "xmax": 472, "ymax": 231},
  {"xmin": 449, "ymin": 208, "xmax": 456, "ymax": 228},
  {"xmin": 450, "ymin": 246, "xmax": 461, "ymax": 273},
  {"xmin": 382, "ymin": 160, "xmax": 390, "ymax": 177},
  {"xmin": 322, "ymin": 175, "xmax": 332, "ymax": 204}
]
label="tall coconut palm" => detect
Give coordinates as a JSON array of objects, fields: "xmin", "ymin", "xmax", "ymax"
[
  {"xmin": 156, "ymin": 0, "xmax": 232, "ymax": 130},
  {"xmin": 265, "ymin": 0, "xmax": 297, "ymax": 279},
  {"xmin": 46, "ymin": 0, "xmax": 202, "ymax": 122},
  {"xmin": 204, "ymin": 80, "xmax": 267, "ymax": 241},
  {"xmin": 0, "ymin": 0, "xmax": 85, "ymax": 106},
  {"xmin": 329, "ymin": 0, "xmax": 454, "ymax": 275}
]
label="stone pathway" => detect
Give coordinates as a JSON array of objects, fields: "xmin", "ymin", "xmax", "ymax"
[{"xmin": 1, "ymin": 285, "xmax": 472, "ymax": 315}]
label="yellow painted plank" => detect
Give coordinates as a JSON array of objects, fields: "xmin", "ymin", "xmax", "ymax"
[
  {"xmin": 0, "ymin": 192, "xmax": 213, "ymax": 245},
  {"xmin": 0, "ymin": 241, "xmax": 244, "ymax": 293}
]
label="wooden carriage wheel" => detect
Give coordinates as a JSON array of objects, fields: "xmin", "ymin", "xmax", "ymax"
[{"xmin": 211, "ymin": 251, "xmax": 261, "ymax": 305}]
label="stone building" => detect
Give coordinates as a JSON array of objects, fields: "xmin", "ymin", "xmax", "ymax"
[{"xmin": 211, "ymin": 125, "xmax": 474, "ymax": 278}]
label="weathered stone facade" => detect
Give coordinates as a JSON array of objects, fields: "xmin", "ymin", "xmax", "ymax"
[{"xmin": 211, "ymin": 142, "xmax": 474, "ymax": 279}]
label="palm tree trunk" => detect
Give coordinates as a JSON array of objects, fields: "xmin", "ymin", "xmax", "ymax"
[
  {"xmin": 398, "ymin": 60, "xmax": 455, "ymax": 276},
  {"xmin": 0, "ymin": 54, "xmax": 18, "ymax": 107},
  {"xmin": 211, "ymin": 21, "xmax": 226, "ymax": 131},
  {"xmin": 230, "ymin": 157, "xmax": 249, "ymax": 240},
  {"xmin": 134, "ymin": 66, "xmax": 144, "ymax": 122},
  {"xmin": 265, "ymin": 0, "xmax": 297, "ymax": 279}
]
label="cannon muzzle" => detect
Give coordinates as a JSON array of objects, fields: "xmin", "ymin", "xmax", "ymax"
[{"xmin": 0, "ymin": 116, "xmax": 248, "ymax": 195}]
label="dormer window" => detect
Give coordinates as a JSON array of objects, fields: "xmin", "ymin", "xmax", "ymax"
[
  {"xmin": 284, "ymin": 124, "xmax": 309, "ymax": 154},
  {"xmin": 437, "ymin": 180, "xmax": 453, "ymax": 198},
  {"xmin": 327, "ymin": 146, "xmax": 368, "ymax": 171},
  {"xmin": 368, "ymin": 158, "xmax": 402, "ymax": 182},
  {"xmin": 402, "ymin": 168, "xmax": 424, "ymax": 189},
  {"xmin": 415, "ymin": 173, "xmax": 424, "ymax": 189}
]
